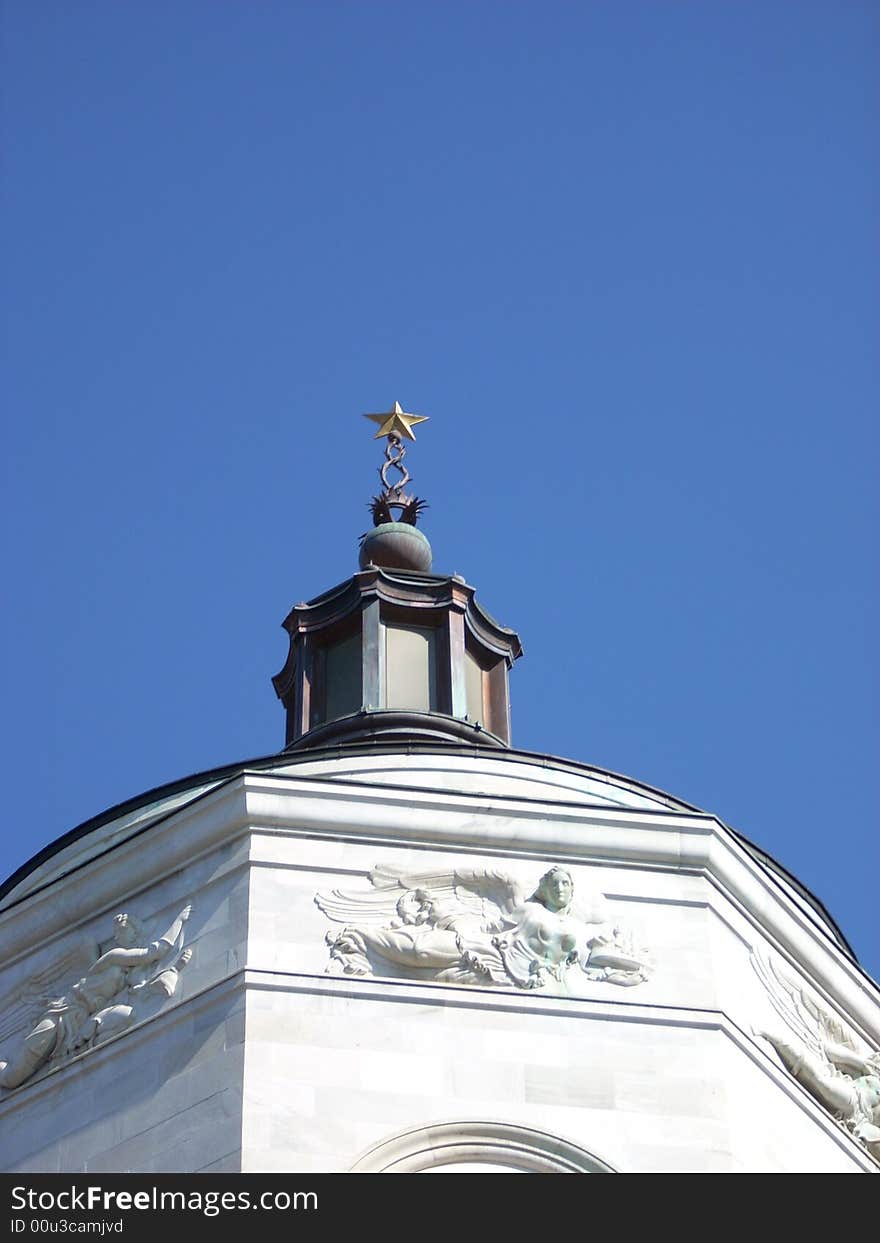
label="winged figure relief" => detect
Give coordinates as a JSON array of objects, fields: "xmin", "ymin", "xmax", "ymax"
[
  {"xmin": 0, "ymin": 936, "xmax": 99, "ymax": 1050},
  {"xmin": 751, "ymin": 948, "xmax": 880, "ymax": 1161},
  {"xmin": 0, "ymin": 904, "xmax": 193, "ymax": 1092},
  {"xmin": 316, "ymin": 864, "xmax": 651, "ymax": 991}
]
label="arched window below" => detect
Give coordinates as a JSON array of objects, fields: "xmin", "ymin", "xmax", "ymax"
[{"xmin": 349, "ymin": 1121, "xmax": 616, "ymax": 1173}]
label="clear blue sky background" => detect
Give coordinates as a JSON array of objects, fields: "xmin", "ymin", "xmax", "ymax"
[{"xmin": 2, "ymin": 3, "xmax": 877, "ymax": 980}]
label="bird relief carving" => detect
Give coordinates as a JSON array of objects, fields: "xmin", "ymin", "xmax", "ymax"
[
  {"xmin": 751, "ymin": 948, "xmax": 880, "ymax": 1163},
  {"xmin": 0, "ymin": 904, "xmax": 193, "ymax": 1091},
  {"xmin": 316, "ymin": 864, "xmax": 651, "ymax": 992}
]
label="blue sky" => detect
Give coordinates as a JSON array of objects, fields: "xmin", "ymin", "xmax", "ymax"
[{"xmin": 2, "ymin": 2, "xmax": 877, "ymax": 980}]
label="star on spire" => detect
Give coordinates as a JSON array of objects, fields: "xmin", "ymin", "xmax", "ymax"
[{"xmin": 364, "ymin": 400, "xmax": 429, "ymax": 441}]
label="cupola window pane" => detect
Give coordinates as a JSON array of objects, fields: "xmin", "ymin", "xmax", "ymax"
[
  {"xmin": 384, "ymin": 624, "xmax": 437, "ymax": 712},
  {"xmin": 323, "ymin": 630, "xmax": 363, "ymax": 722},
  {"xmin": 465, "ymin": 648, "xmax": 484, "ymax": 723}
]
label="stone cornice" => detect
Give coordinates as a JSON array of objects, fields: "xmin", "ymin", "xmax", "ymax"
[{"xmin": 1, "ymin": 770, "xmax": 877, "ymax": 1045}]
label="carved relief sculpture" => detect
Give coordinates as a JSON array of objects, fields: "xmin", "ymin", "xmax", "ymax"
[
  {"xmin": 0, "ymin": 904, "xmax": 193, "ymax": 1091},
  {"xmin": 316, "ymin": 865, "xmax": 650, "ymax": 991},
  {"xmin": 752, "ymin": 949, "xmax": 880, "ymax": 1162}
]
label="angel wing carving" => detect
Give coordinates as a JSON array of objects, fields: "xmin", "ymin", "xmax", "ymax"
[
  {"xmin": 0, "ymin": 936, "xmax": 99, "ymax": 1046},
  {"xmin": 316, "ymin": 864, "xmax": 520, "ymax": 932},
  {"xmin": 752, "ymin": 948, "xmax": 858, "ymax": 1058}
]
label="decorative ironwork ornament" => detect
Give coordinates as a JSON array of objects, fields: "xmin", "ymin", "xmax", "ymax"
[{"xmin": 362, "ymin": 400, "xmax": 429, "ymax": 528}]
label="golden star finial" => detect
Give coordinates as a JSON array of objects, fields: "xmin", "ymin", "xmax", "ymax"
[{"xmin": 364, "ymin": 400, "xmax": 429, "ymax": 441}]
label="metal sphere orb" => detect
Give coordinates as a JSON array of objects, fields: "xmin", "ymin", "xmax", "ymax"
[{"xmin": 359, "ymin": 523, "xmax": 433, "ymax": 573}]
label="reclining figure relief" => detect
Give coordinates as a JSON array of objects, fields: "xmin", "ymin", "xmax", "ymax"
[{"xmin": 316, "ymin": 865, "xmax": 650, "ymax": 991}]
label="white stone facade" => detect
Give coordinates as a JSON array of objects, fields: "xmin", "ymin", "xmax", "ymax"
[{"xmin": 1, "ymin": 748, "xmax": 877, "ymax": 1172}]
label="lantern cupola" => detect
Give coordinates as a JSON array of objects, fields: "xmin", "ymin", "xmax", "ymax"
[{"xmin": 272, "ymin": 401, "xmax": 522, "ymax": 750}]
